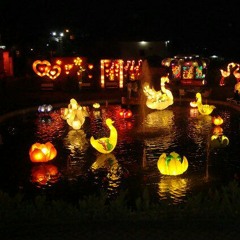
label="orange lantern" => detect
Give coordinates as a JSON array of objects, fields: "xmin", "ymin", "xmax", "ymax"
[
  {"xmin": 212, "ymin": 116, "xmax": 224, "ymax": 126},
  {"xmin": 213, "ymin": 126, "xmax": 223, "ymax": 135},
  {"xmin": 29, "ymin": 142, "xmax": 57, "ymax": 163}
]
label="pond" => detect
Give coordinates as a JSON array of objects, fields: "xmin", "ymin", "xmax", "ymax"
[{"xmin": 1, "ymin": 101, "xmax": 240, "ymax": 205}]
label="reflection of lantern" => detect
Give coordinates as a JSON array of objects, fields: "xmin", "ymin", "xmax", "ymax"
[
  {"xmin": 31, "ymin": 164, "xmax": 60, "ymax": 186},
  {"xmin": 119, "ymin": 108, "xmax": 132, "ymax": 119},
  {"xmin": 29, "ymin": 142, "xmax": 57, "ymax": 163},
  {"xmin": 212, "ymin": 116, "xmax": 224, "ymax": 126},
  {"xmin": 157, "ymin": 152, "xmax": 188, "ymax": 176}
]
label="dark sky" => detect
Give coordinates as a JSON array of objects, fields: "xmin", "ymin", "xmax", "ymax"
[{"xmin": 1, "ymin": 0, "xmax": 240, "ymax": 58}]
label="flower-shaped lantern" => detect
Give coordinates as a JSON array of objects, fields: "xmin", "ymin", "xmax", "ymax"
[
  {"xmin": 157, "ymin": 152, "xmax": 188, "ymax": 176},
  {"xmin": 29, "ymin": 142, "xmax": 57, "ymax": 163}
]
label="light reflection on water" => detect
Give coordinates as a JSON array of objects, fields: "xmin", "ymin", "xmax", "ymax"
[{"xmin": 1, "ymin": 103, "xmax": 240, "ymax": 204}]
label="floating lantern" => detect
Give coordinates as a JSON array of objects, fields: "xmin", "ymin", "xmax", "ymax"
[
  {"xmin": 93, "ymin": 103, "xmax": 100, "ymax": 109},
  {"xmin": 213, "ymin": 126, "xmax": 223, "ymax": 135},
  {"xmin": 157, "ymin": 152, "xmax": 188, "ymax": 176},
  {"xmin": 119, "ymin": 108, "xmax": 132, "ymax": 119},
  {"xmin": 90, "ymin": 118, "xmax": 117, "ymax": 154},
  {"xmin": 195, "ymin": 92, "xmax": 215, "ymax": 115},
  {"xmin": 38, "ymin": 104, "xmax": 53, "ymax": 113},
  {"xmin": 212, "ymin": 116, "xmax": 224, "ymax": 126},
  {"xmin": 29, "ymin": 142, "xmax": 57, "ymax": 163},
  {"xmin": 210, "ymin": 134, "xmax": 229, "ymax": 148}
]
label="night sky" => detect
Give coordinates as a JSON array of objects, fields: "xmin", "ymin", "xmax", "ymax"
[{"xmin": 1, "ymin": 0, "xmax": 240, "ymax": 59}]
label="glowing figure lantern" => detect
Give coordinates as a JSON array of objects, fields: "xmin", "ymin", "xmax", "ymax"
[
  {"xmin": 143, "ymin": 76, "xmax": 173, "ymax": 110},
  {"xmin": 90, "ymin": 118, "xmax": 117, "ymax": 154},
  {"xmin": 195, "ymin": 92, "xmax": 215, "ymax": 115},
  {"xmin": 157, "ymin": 152, "xmax": 188, "ymax": 176},
  {"xmin": 29, "ymin": 142, "xmax": 57, "ymax": 163}
]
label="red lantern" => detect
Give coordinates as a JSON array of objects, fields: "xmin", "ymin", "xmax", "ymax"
[
  {"xmin": 119, "ymin": 109, "xmax": 132, "ymax": 119},
  {"xmin": 29, "ymin": 142, "xmax": 57, "ymax": 163}
]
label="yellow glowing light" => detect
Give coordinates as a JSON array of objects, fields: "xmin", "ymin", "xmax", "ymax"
[
  {"xmin": 157, "ymin": 152, "xmax": 188, "ymax": 176},
  {"xmin": 195, "ymin": 92, "xmax": 215, "ymax": 115},
  {"xmin": 90, "ymin": 118, "xmax": 117, "ymax": 154}
]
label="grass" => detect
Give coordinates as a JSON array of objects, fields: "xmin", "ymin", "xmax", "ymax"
[{"xmin": 1, "ymin": 181, "xmax": 240, "ymax": 239}]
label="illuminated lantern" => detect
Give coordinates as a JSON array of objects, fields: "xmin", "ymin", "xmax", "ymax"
[
  {"xmin": 210, "ymin": 134, "xmax": 229, "ymax": 148},
  {"xmin": 38, "ymin": 104, "xmax": 53, "ymax": 113},
  {"xmin": 212, "ymin": 116, "xmax": 224, "ymax": 126},
  {"xmin": 213, "ymin": 126, "xmax": 223, "ymax": 135},
  {"xmin": 90, "ymin": 118, "xmax": 117, "ymax": 154},
  {"xmin": 157, "ymin": 152, "xmax": 188, "ymax": 176},
  {"xmin": 32, "ymin": 60, "xmax": 51, "ymax": 77},
  {"xmin": 119, "ymin": 108, "xmax": 132, "ymax": 119},
  {"xmin": 190, "ymin": 101, "xmax": 197, "ymax": 108},
  {"xmin": 93, "ymin": 103, "xmax": 100, "ymax": 109},
  {"xmin": 29, "ymin": 142, "xmax": 57, "ymax": 163},
  {"xmin": 46, "ymin": 65, "xmax": 61, "ymax": 80}
]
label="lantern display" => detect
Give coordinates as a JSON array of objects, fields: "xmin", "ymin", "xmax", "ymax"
[
  {"xmin": 212, "ymin": 116, "xmax": 224, "ymax": 126},
  {"xmin": 38, "ymin": 104, "xmax": 53, "ymax": 113},
  {"xmin": 157, "ymin": 152, "xmax": 188, "ymax": 176},
  {"xmin": 195, "ymin": 92, "xmax": 216, "ymax": 115},
  {"xmin": 213, "ymin": 126, "xmax": 223, "ymax": 135},
  {"xmin": 190, "ymin": 101, "xmax": 197, "ymax": 108},
  {"xmin": 90, "ymin": 118, "xmax": 117, "ymax": 154},
  {"xmin": 61, "ymin": 98, "xmax": 89, "ymax": 130},
  {"xmin": 31, "ymin": 164, "xmax": 60, "ymax": 186},
  {"xmin": 119, "ymin": 108, "xmax": 132, "ymax": 119},
  {"xmin": 210, "ymin": 134, "xmax": 229, "ymax": 148},
  {"xmin": 93, "ymin": 102, "xmax": 100, "ymax": 109},
  {"xmin": 143, "ymin": 76, "xmax": 173, "ymax": 110},
  {"xmin": 29, "ymin": 142, "xmax": 57, "ymax": 163}
]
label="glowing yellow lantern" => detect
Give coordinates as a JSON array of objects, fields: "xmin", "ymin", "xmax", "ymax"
[
  {"xmin": 213, "ymin": 126, "xmax": 223, "ymax": 135},
  {"xmin": 190, "ymin": 101, "xmax": 197, "ymax": 108},
  {"xmin": 29, "ymin": 142, "xmax": 57, "ymax": 163},
  {"xmin": 212, "ymin": 116, "xmax": 224, "ymax": 126},
  {"xmin": 210, "ymin": 134, "xmax": 229, "ymax": 148},
  {"xmin": 157, "ymin": 152, "xmax": 188, "ymax": 176},
  {"xmin": 93, "ymin": 103, "xmax": 100, "ymax": 109}
]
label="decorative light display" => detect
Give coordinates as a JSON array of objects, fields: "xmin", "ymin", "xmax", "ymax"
[
  {"xmin": 90, "ymin": 118, "xmax": 117, "ymax": 154},
  {"xmin": 157, "ymin": 152, "xmax": 188, "ymax": 176},
  {"xmin": 38, "ymin": 104, "xmax": 53, "ymax": 113},
  {"xmin": 143, "ymin": 75, "xmax": 173, "ymax": 110},
  {"xmin": 195, "ymin": 92, "xmax": 216, "ymax": 115},
  {"xmin": 93, "ymin": 103, "xmax": 100, "ymax": 109},
  {"xmin": 61, "ymin": 98, "xmax": 89, "ymax": 130},
  {"xmin": 161, "ymin": 55, "xmax": 209, "ymax": 86},
  {"xmin": 118, "ymin": 108, "xmax": 132, "ymax": 119},
  {"xmin": 219, "ymin": 62, "xmax": 240, "ymax": 86},
  {"xmin": 190, "ymin": 101, "xmax": 198, "ymax": 108},
  {"xmin": 29, "ymin": 142, "xmax": 57, "ymax": 163},
  {"xmin": 212, "ymin": 116, "xmax": 224, "ymax": 126},
  {"xmin": 100, "ymin": 59, "xmax": 142, "ymax": 89},
  {"xmin": 32, "ymin": 60, "xmax": 51, "ymax": 77}
]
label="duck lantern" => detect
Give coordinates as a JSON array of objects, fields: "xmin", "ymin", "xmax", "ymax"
[
  {"xmin": 195, "ymin": 92, "xmax": 216, "ymax": 115},
  {"xmin": 90, "ymin": 118, "xmax": 117, "ymax": 154},
  {"xmin": 143, "ymin": 76, "xmax": 173, "ymax": 110},
  {"xmin": 29, "ymin": 142, "xmax": 57, "ymax": 163},
  {"xmin": 157, "ymin": 152, "xmax": 188, "ymax": 176}
]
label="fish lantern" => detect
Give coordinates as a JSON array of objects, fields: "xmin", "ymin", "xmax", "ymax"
[
  {"xmin": 210, "ymin": 134, "xmax": 229, "ymax": 148},
  {"xmin": 212, "ymin": 116, "xmax": 223, "ymax": 126},
  {"xmin": 29, "ymin": 142, "xmax": 57, "ymax": 163},
  {"xmin": 157, "ymin": 152, "xmax": 188, "ymax": 176},
  {"xmin": 119, "ymin": 108, "xmax": 132, "ymax": 119}
]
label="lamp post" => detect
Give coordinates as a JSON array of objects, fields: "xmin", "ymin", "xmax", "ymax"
[{"xmin": 51, "ymin": 31, "xmax": 64, "ymax": 55}]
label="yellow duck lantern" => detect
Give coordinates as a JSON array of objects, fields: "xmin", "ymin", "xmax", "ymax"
[
  {"xmin": 157, "ymin": 152, "xmax": 188, "ymax": 176},
  {"xmin": 90, "ymin": 118, "xmax": 117, "ymax": 154},
  {"xmin": 195, "ymin": 92, "xmax": 216, "ymax": 115}
]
